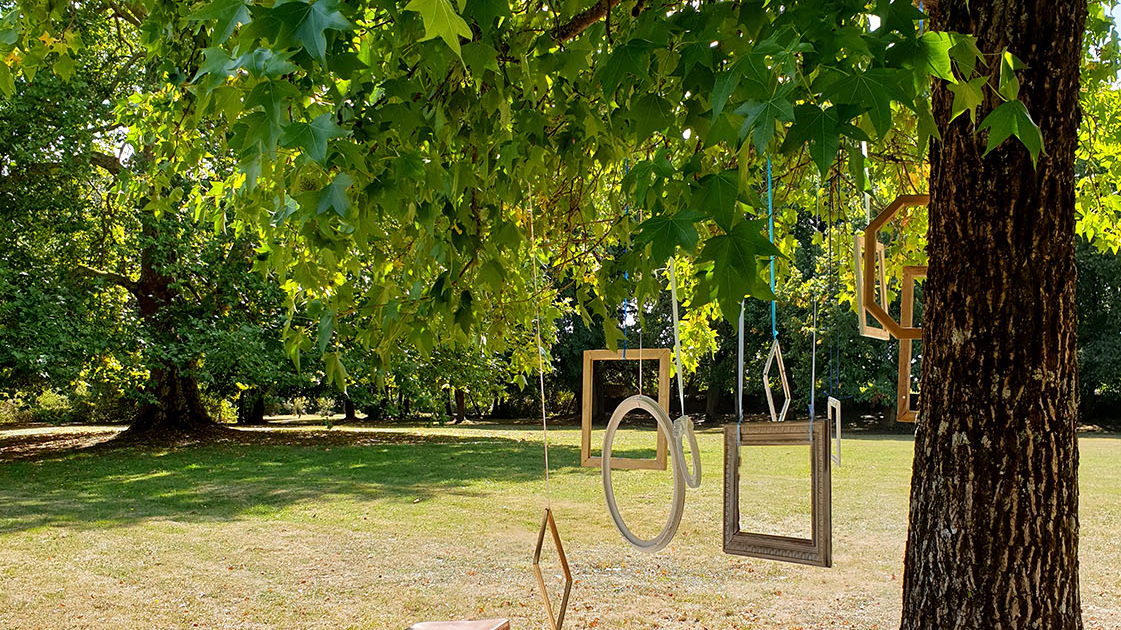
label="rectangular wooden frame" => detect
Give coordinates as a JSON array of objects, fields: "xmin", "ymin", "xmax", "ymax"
[
  {"xmin": 897, "ymin": 266, "xmax": 927, "ymax": 423},
  {"xmin": 723, "ymin": 422, "xmax": 832, "ymax": 567},
  {"xmin": 580, "ymin": 348, "xmax": 669, "ymax": 470},
  {"xmin": 853, "ymin": 234, "xmax": 890, "ymax": 340}
]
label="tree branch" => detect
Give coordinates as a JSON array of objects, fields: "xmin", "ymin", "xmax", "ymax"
[
  {"xmin": 73, "ymin": 264, "xmax": 138, "ymax": 296},
  {"xmin": 90, "ymin": 152, "xmax": 123, "ymax": 175},
  {"xmin": 552, "ymin": 0, "xmax": 626, "ymax": 42}
]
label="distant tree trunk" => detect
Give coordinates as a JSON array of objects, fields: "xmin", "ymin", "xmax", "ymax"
[
  {"xmin": 121, "ymin": 215, "xmax": 220, "ymax": 440},
  {"xmin": 592, "ymin": 367, "xmax": 604, "ymax": 422},
  {"xmin": 343, "ymin": 398, "xmax": 357, "ymax": 422},
  {"xmin": 901, "ymin": 2, "xmax": 1086, "ymax": 628},
  {"xmin": 237, "ymin": 388, "xmax": 267, "ymax": 425},
  {"xmin": 452, "ymin": 389, "xmax": 466, "ymax": 424}
]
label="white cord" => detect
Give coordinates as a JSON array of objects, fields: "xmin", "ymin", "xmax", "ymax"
[{"xmin": 528, "ymin": 197, "xmax": 550, "ymax": 506}]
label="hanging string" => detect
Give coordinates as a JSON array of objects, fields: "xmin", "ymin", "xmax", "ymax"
[
  {"xmin": 622, "ymin": 159, "xmax": 630, "ymax": 360},
  {"xmin": 667, "ymin": 260, "xmax": 687, "ymax": 418},
  {"xmin": 767, "ymin": 156, "xmax": 777, "ymax": 340},
  {"xmin": 528, "ymin": 195, "xmax": 551, "ymax": 506},
  {"xmin": 810, "ymin": 173, "xmax": 820, "ymax": 426},
  {"xmin": 829, "ymin": 172, "xmax": 841, "ymax": 397}
]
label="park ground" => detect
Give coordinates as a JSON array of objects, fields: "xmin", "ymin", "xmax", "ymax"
[{"xmin": 0, "ymin": 421, "xmax": 1117, "ymax": 630}]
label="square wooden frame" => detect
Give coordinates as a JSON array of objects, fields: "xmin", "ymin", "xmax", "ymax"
[
  {"xmin": 580, "ymin": 349, "xmax": 669, "ymax": 470},
  {"xmin": 897, "ymin": 266, "xmax": 927, "ymax": 423},
  {"xmin": 853, "ymin": 234, "xmax": 890, "ymax": 340},
  {"xmin": 723, "ymin": 421, "xmax": 832, "ymax": 567}
]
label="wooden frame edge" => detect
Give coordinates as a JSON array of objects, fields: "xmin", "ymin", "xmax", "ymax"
[
  {"xmin": 853, "ymin": 234, "xmax": 891, "ymax": 341},
  {"xmin": 897, "ymin": 266, "xmax": 927, "ymax": 423},
  {"xmin": 580, "ymin": 349, "xmax": 670, "ymax": 469},
  {"xmin": 862, "ymin": 195, "xmax": 930, "ymax": 340}
]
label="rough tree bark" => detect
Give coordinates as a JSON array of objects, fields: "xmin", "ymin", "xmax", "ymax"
[
  {"xmin": 901, "ymin": 1, "xmax": 1087, "ymax": 629},
  {"xmin": 120, "ymin": 217, "xmax": 220, "ymax": 440}
]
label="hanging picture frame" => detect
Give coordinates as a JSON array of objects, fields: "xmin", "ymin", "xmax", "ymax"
[
  {"xmin": 723, "ymin": 421, "xmax": 832, "ymax": 567},
  {"xmin": 580, "ymin": 349, "xmax": 670, "ymax": 470}
]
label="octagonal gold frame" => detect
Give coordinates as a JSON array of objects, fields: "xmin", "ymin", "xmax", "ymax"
[
  {"xmin": 532, "ymin": 508, "xmax": 572, "ymax": 630},
  {"xmin": 853, "ymin": 234, "xmax": 890, "ymax": 340},
  {"xmin": 862, "ymin": 194, "xmax": 930, "ymax": 340},
  {"xmin": 897, "ymin": 265, "xmax": 927, "ymax": 423}
]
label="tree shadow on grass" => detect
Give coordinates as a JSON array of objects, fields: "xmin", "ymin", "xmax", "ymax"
[{"xmin": 0, "ymin": 428, "xmax": 657, "ymax": 535}]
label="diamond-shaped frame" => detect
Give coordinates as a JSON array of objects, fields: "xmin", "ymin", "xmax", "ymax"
[
  {"xmin": 862, "ymin": 194, "xmax": 930, "ymax": 340},
  {"xmin": 827, "ymin": 397, "xmax": 841, "ymax": 466},
  {"xmin": 852, "ymin": 234, "xmax": 891, "ymax": 340},
  {"xmin": 763, "ymin": 338, "xmax": 791, "ymax": 423},
  {"xmin": 532, "ymin": 508, "xmax": 572, "ymax": 630},
  {"xmin": 897, "ymin": 265, "xmax": 927, "ymax": 423}
]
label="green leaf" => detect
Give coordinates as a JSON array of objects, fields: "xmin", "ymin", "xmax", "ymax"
[
  {"xmin": 634, "ymin": 209, "xmax": 704, "ymax": 264},
  {"xmin": 245, "ymin": 79, "xmax": 300, "ymax": 127},
  {"xmin": 316, "ymin": 172, "xmax": 353, "ymax": 217},
  {"xmin": 978, "ymin": 100, "xmax": 1044, "ymax": 165},
  {"xmin": 454, "ymin": 290, "xmax": 474, "ymax": 334},
  {"xmin": 824, "ymin": 69, "xmax": 900, "ymax": 137},
  {"xmin": 998, "ymin": 50, "xmax": 1025, "ymax": 101},
  {"xmin": 629, "ymin": 94, "xmax": 674, "ymax": 141},
  {"xmin": 711, "ymin": 67, "xmax": 741, "ymax": 121},
  {"xmin": 270, "ymin": 0, "xmax": 351, "ymax": 64},
  {"xmin": 948, "ymin": 32, "xmax": 984, "ymax": 78},
  {"xmin": 52, "ymin": 53, "xmax": 74, "ymax": 81},
  {"xmin": 597, "ymin": 39, "xmax": 655, "ymax": 96},
  {"xmin": 235, "ymin": 48, "xmax": 297, "ymax": 77},
  {"xmin": 462, "ymin": 41, "xmax": 499, "ymax": 79},
  {"xmin": 188, "ymin": 0, "xmax": 252, "ymax": 44},
  {"xmin": 697, "ymin": 219, "xmax": 782, "ymax": 321},
  {"xmin": 736, "ymin": 86, "xmax": 795, "ymax": 153},
  {"xmin": 477, "ymin": 259, "xmax": 506, "ymax": 290},
  {"xmin": 317, "ymin": 308, "xmax": 336, "ymax": 353},
  {"xmin": 463, "ymin": 0, "xmax": 511, "ymax": 36},
  {"xmin": 693, "ymin": 170, "xmax": 741, "ymax": 231},
  {"xmin": 404, "ymin": 0, "xmax": 473, "ymax": 59},
  {"xmin": 0, "ymin": 61, "xmax": 13, "ymax": 97},
  {"xmin": 917, "ymin": 31, "xmax": 955, "ymax": 82},
  {"xmin": 948, "ymin": 76, "xmax": 986, "ymax": 124},
  {"xmin": 323, "ymin": 351, "xmax": 348, "ymax": 392},
  {"xmin": 782, "ymin": 104, "xmax": 840, "ymax": 176},
  {"xmin": 280, "ymin": 113, "xmax": 347, "ymax": 164}
]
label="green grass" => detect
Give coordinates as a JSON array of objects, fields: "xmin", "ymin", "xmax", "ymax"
[{"xmin": 0, "ymin": 424, "xmax": 1117, "ymax": 629}]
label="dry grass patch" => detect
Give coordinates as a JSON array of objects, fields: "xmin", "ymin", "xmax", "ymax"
[{"xmin": 0, "ymin": 423, "xmax": 1117, "ymax": 629}]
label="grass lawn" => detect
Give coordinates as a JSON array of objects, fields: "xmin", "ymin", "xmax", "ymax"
[{"xmin": 0, "ymin": 422, "xmax": 1117, "ymax": 629}]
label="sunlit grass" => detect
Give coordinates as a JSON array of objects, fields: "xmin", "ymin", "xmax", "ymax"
[{"xmin": 0, "ymin": 424, "xmax": 1116, "ymax": 629}]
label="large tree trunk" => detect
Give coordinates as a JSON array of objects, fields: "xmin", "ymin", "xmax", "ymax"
[
  {"xmin": 121, "ymin": 214, "xmax": 221, "ymax": 440},
  {"xmin": 901, "ymin": 2, "xmax": 1086, "ymax": 628},
  {"xmin": 126, "ymin": 365, "xmax": 216, "ymax": 437}
]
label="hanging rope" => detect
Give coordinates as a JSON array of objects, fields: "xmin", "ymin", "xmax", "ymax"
[
  {"xmin": 768, "ymin": 157, "xmax": 777, "ymax": 340},
  {"xmin": 528, "ymin": 196, "xmax": 551, "ymax": 506},
  {"xmin": 622, "ymin": 159, "xmax": 630, "ymax": 360},
  {"xmin": 810, "ymin": 172, "xmax": 821, "ymax": 427},
  {"xmin": 668, "ymin": 259, "xmax": 701, "ymax": 489}
]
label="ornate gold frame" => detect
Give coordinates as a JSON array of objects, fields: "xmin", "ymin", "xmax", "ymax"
[{"xmin": 723, "ymin": 422, "xmax": 832, "ymax": 567}]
